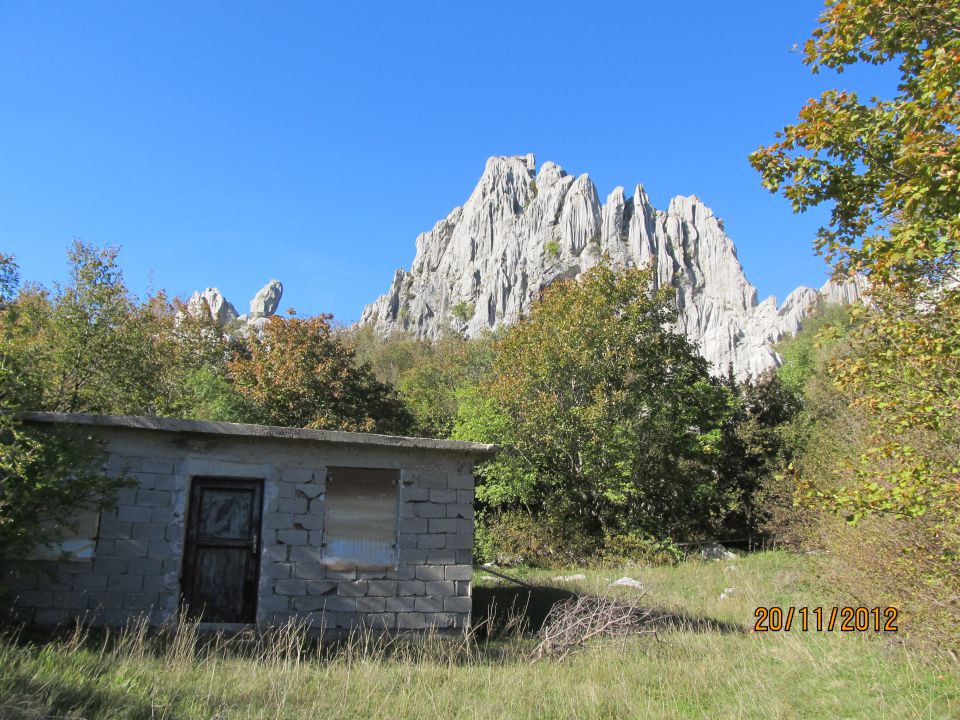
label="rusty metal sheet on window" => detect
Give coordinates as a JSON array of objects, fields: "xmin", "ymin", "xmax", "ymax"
[{"xmin": 322, "ymin": 467, "xmax": 399, "ymax": 570}]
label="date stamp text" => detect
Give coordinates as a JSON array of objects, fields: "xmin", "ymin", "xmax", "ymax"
[{"xmin": 753, "ymin": 606, "xmax": 899, "ymax": 632}]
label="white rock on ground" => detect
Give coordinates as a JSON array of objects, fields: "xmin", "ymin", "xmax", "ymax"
[
  {"xmin": 360, "ymin": 154, "xmax": 866, "ymax": 380},
  {"xmin": 701, "ymin": 543, "xmax": 738, "ymax": 561},
  {"xmin": 609, "ymin": 577, "xmax": 644, "ymax": 590},
  {"xmin": 553, "ymin": 573, "xmax": 587, "ymax": 582}
]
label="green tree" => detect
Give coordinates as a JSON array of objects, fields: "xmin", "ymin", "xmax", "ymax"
[
  {"xmin": 230, "ymin": 313, "xmax": 414, "ymax": 433},
  {"xmin": 0, "ymin": 254, "xmax": 126, "ymax": 561},
  {"xmin": 0, "ymin": 254, "xmax": 19, "ymax": 306},
  {"xmin": 454, "ymin": 261, "xmax": 731, "ymax": 542},
  {"xmin": 347, "ymin": 325, "xmax": 497, "ymax": 438},
  {"xmin": 0, "ymin": 407, "xmax": 124, "ymax": 562},
  {"xmin": 8, "ymin": 241, "xmax": 168, "ymax": 415},
  {"xmin": 715, "ymin": 371, "xmax": 801, "ymax": 541}
]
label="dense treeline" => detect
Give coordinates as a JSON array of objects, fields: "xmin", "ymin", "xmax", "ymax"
[
  {"xmin": 0, "ymin": 243, "xmax": 410, "ymax": 432},
  {"xmin": 0, "ymin": 243, "xmax": 413, "ymax": 559},
  {"xmin": 348, "ymin": 262, "xmax": 800, "ymax": 564},
  {"xmin": 0, "ymin": 243, "xmax": 798, "ymax": 566}
]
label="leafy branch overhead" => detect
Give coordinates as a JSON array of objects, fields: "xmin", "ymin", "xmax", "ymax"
[{"xmin": 750, "ymin": 0, "xmax": 960, "ymax": 284}]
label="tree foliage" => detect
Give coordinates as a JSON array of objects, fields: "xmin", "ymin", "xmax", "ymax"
[
  {"xmin": 715, "ymin": 371, "xmax": 801, "ymax": 541},
  {"xmin": 454, "ymin": 261, "xmax": 733, "ymax": 542},
  {"xmin": 752, "ymin": 0, "xmax": 960, "ymax": 650},
  {"xmin": 0, "ymin": 253, "xmax": 125, "ymax": 560},
  {"xmin": 0, "ymin": 245, "xmax": 417, "ymax": 559},
  {"xmin": 751, "ymin": 0, "xmax": 960, "ymax": 524},
  {"xmin": 230, "ymin": 314, "xmax": 414, "ymax": 433},
  {"xmin": 750, "ymin": 0, "xmax": 960, "ymax": 284},
  {"xmin": 347, "ymin": 326, "xmax": 496, "ymax": 438}
]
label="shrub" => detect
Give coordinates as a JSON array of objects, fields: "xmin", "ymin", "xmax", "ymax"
[
  {"xmin": 596, "ymin": 531, "xmax": 683, "ymax": 566},
  {"xmin": 476, "ymin": 510, "xmax": 595, "ymax": 567},
  {"xmin": 451, "ymin": 302, "xmax": 474, "ymax": 322}
]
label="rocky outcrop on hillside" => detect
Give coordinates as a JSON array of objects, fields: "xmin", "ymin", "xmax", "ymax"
[
  {"xmin": 360, "ymin": 154, "xmax": 864, "ymax": 379},
  {"xmin": 186, "ymin": 279, "xmax": 284, "ymax": 336}
]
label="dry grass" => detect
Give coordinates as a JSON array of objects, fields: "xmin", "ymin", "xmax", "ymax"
[{"xmin": 0, "ymin": 551, "xmax": 957, "ymax": 719}]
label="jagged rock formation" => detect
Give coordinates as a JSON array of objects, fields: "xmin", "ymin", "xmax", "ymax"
[
  {"xmin": 186, "ymin": 279, "xmax": 284, "ymax": 337},
  {"xmin": 360, "ymin": 154, "xmax": 864, "ymax": 379},
  {"xmin": 248, "ymin": 279, "xmax": 283, "ymax": 318},
  {"xmin": 187, "ymin": 288, "xmax": 239, "ymax": 326}
]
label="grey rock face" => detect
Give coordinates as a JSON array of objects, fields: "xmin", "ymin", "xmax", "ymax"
[
  {"xmin": 249, "ymin": 280, "xmax": 284, "ymax": 318},
  {"xmin": 186, "ymin": 288, "xmax": 239, "ymax": 326},
  {"xmin": 360, "ymin": 155, "xmax": 863, "ymax": 380},
  {"xmin": 184, "ymin": 280, "xmax": 283, "ymax": 337}
]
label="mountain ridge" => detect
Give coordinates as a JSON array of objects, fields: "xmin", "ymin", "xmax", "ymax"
[{"xmin": 359, "ymin": 154, "xmax": 863, "ymax": 379}]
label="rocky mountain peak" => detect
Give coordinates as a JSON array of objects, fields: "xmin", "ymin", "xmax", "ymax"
[
  {"xmin": 360, "ymin": 154, "xmax": 863, "ymax": 379},
  {"xmin": 185, "ymin": 279, "xmax": 284, "ymax": 337}
]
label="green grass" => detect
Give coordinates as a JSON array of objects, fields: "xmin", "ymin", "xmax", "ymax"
[{"xmin": 1, "ymin": 551, "xmax": 957, "ymax": 719}]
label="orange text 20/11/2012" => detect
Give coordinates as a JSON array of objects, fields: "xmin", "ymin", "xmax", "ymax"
[{"xmin": 753, "ymin": 607, "xmax": 899, "ymax": 632}]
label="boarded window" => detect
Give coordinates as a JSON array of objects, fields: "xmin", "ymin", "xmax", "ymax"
[{"xmin": 322, "ymin": 467, "xmax": 399, "ymax": 570}]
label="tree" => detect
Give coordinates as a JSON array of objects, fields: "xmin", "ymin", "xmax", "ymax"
[
  {"xmin": 751, "ymin": 0, "xmax": 960, "ymax": 524},
  {"xmin": 454, "ymin": 261, "xmax": 732, "ymax": 542},
  {"xmin": 230, "ymin": 313, "xmax": 414, "ymax": 434},
  {"xmin": 0, "ymin": 253, "xmax": 126, "ymax": 561},
  {"xmin": 715, "ymin": 371, "xmax": 801, "ymax": 541},
  {"xmin": 751, "ymin": 0, "xmax": 960, "ymax": 649},
  {"xmin": 750, "ymin": 0, "xmax": 960, "ymax": 286},
  {"xmin": 345, "ymin": 326, "xmax": 496, "ymax": 438},
  {"xmin": 7, "ymin": 241, "xmax": 169, "ymax": 415},
  {"xmin": 0, "ymin": 406, "xmax": 124, "ymax": 562},
  {"xmin": 0, "ymin": 254, "xmax": 19, "ymax": 306}
]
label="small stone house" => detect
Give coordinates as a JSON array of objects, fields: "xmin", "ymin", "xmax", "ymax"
[{"xmin": 2, "ymin": 412, "xmax": 496, "ymax": 632}]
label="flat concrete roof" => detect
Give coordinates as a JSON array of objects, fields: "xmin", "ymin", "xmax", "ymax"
[{"xmin": 21, "ymin": 412, "xmax": 499, "ymax": 456}]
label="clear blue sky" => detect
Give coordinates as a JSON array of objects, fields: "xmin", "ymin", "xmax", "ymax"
[{"xmin": 0, "ymin": 1, "xmax": 896, "ymax": 323}]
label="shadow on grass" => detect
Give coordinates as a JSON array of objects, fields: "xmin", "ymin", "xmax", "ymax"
[
  {"xmin": 472, "ymin": 584, "xmax": 746, "ymax": 638},
  {"xmin": 472, "ymin": 585, "xmax": 577, "ymax": 636},
  {"xmin": 0, "ymin": 667, "xmax": 156, "ymax": 720}
]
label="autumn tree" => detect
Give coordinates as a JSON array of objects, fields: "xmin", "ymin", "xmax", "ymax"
[
  {"xmin": 751, "ymin": 0, "xmax": 960, "ymax": 648},
  {"xmin": 230, "ymin": 314, "xmax": 414, "ymax": 434},
  {"xmin": 3, "ymin": 242, "xmax": 172, "ymax": 415},
  {"xmin": 750, "ymin": 0, "xmax": 959, "ymax": 285},
  {"xmin": 751, "ymin": 0, "xmax": 960, "ymax": 522}
]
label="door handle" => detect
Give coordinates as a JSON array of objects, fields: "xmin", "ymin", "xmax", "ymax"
[{"xmin": 250, "ymin": 533, "xmax": 258, "ymax": 556}]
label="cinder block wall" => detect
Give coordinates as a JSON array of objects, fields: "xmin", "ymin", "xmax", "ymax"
[{"xmin": 1, "ymin": 426, "xmax": 477, "ymax": 631}]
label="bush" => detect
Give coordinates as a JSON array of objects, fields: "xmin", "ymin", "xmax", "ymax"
[
  {"xmin": 596, "ymin": 531, "xmax": 683, "ymax": 567},
  {"xmin": 450, "ymin": 302, "xmax": 475, "ymax": 323},
  {"xmin": 476, "ymin": 511, "xmax": 595, "ymax": 567}
]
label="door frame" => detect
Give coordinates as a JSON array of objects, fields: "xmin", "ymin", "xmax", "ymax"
[{"xmin": 180, "ymin": 476, "xmax": 264, "ymax": 623}]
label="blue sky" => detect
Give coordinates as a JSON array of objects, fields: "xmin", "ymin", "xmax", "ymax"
[{"xmin": 0, "ymin": 1, "xmax": 896, "ymax": 323}]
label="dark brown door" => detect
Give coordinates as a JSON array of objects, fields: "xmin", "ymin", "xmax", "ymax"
[{"xmin": 182, "ymin": 477, "xmax": 263, "ymax": 623}]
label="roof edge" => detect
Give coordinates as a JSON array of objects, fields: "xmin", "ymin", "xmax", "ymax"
[{"xmin": 20, "ymin": 412, "xmax": 499, "ymax": 456}]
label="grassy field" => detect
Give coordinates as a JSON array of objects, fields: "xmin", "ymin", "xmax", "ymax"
[{"xmin": 0, "ymin": 551, "xmax": 957, "ymax": 719}]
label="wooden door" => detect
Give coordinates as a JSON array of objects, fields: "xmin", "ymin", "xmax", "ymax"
[{"xmin": 182, "ymin": 477, "xmax": 263, "ymax": 623}]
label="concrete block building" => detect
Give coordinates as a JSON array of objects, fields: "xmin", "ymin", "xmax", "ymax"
[{"xmin": 1, "ymin": 412, "xmax": 496, "ymax": 632}]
